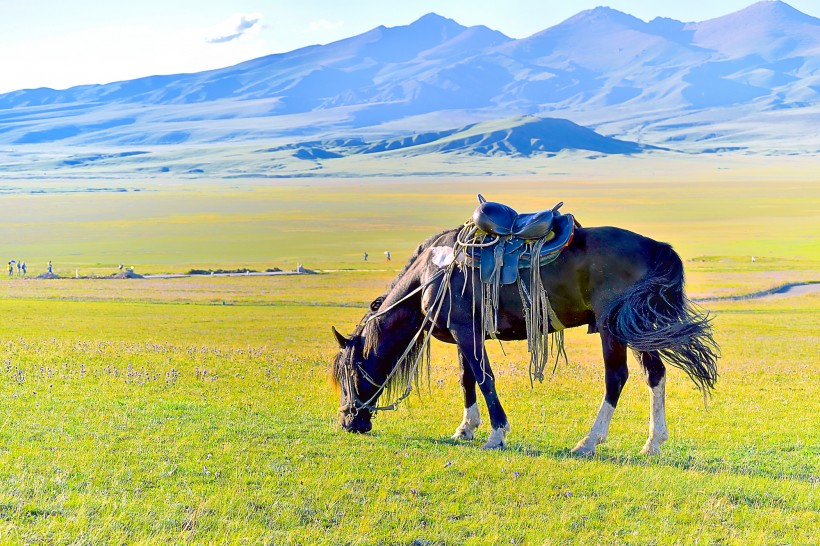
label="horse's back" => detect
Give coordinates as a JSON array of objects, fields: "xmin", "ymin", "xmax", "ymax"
[
  {"xmin": 563, "ymin": 225, "xmax": 669, "ymax": 279},
  {"xmin": 421, "ymin": 224, "xmax": 679, "ymax": 337},
  {"xmin": 541, "ymin": 226, "xmax": 677, "ymax": 328}
]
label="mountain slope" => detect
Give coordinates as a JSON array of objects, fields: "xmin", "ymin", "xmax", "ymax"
[{"xmin": 0, "ymin": 2, "xmax": 818, "ymax": 151}]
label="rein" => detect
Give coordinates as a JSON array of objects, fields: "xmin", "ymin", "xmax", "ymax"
[
  {"xmin": 343, "ymin": 225, "xmax": 506, "ymax": 416},
  {"xmin": 364, "ymin": 268, "xmax": 445, "ymax": 324},
  {"xmin": 343, "ymin": 263, "xmax": 455, "ymax": 416}
]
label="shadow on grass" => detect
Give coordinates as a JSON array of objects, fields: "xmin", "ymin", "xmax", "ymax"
[
  {"xmin": 324, "ymin": 411, "xmax": 818, "ymax": 485},
  {"xmin": 588, "ymin": 449, "xmax": 819, "ymax": 485},
  {"xmin": 408, "ymin": 435, "xmax": 820, "ymax": 485}
]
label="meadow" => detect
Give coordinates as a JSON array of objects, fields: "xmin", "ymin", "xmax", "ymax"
[{"xmin": 0, "ymin": 161, "xmax": 818, "ymax": 544}]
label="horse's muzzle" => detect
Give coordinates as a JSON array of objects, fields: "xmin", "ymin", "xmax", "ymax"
[{"xmin": 340, "ymin": 411, "xmax": 373, "ymax": 433}]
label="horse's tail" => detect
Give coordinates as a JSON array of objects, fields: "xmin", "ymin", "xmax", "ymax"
[{"xmin": 603, "ymin": 243, "xmax": 719, "ymax": 394}]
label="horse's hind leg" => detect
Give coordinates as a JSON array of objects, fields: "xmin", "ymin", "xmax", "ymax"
[
  {"xmin": 452, "ymin": 350, "xmax": 481, "ymax": 441},
  {"xmin": 635, "ymin": 350, "xmax": 668, "ymax": 455},
  {"xmin": 572, "ymin": 330, "xmax": 629, "ymax": 456}
]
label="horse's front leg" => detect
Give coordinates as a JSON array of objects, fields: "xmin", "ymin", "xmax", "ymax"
[
  {"xmin": 452, "ymin": 349, "xmax": 481, "ymax": 440},
  {"xmin": 451, "ymin": 329, "xmax": 509, "ymax": 449},
  {"xmin": 572, "ymin": 330, "xmax": 628, "ymax": 456}
]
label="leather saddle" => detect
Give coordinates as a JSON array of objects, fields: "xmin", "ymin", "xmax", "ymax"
[
  {"xmin": 472, "ymin": 194, "xmax": 563, "ymax": 240},
  {"xmin": 466, "ymin": 195, "xmax": 575, "ymax": 285}
]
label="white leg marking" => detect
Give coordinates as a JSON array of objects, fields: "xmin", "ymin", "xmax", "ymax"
[
  {"xmin": 571, "ymin": 400, "xmax": 615, "ymax": 456},
  {"xmin": 452, "ymin": 403, "xmax": 482, "ymax": 440},
  {"xmin": 481, "ymin": 423, "xmax": 510, "ymax": 450},
  {"xmin": 641, "ymin": 376, "xmax": 669, "ymax": 455}
]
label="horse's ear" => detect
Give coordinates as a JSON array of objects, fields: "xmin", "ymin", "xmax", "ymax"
[
  {"xmin": 332, "ymin": 326, "xmax": 349, "ymax": 349},
  {"xmin": 369, "ymin": 296, "xmax": 385, "ymax": 313}
]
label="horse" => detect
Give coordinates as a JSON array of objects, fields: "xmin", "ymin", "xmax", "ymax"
[{"xmin": 330, "ymin": 222, "xmax": 718, "ymax": 456}]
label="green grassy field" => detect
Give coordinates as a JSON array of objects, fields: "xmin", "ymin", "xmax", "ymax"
[
  {"xmin": 1, "ymin": 157, "xmax": 818, "ymax": 274},
  {"xmin": 0, "ymin": 167, "xmax": 818, "ymax": 543}
]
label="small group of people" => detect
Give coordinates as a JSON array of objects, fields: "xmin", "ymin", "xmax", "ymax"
[
  {"xmin": 7, "ymin": 260, "xmax": 53, "ymax": 277},
  {"xmin": 362, "ymin": 251, "xmax": 391, "ymax": 262},
  {"xmin": 7, "ymin": 259, "xmax": 27, "ymax": 276}
]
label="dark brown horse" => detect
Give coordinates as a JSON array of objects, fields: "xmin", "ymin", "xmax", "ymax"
[{"xmin": 331, "ymin": 223, "xmax": 718, "ymax": 455}]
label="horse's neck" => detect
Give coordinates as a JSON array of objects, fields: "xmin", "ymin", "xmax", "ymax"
[{"xmin": 373, "ymin": 276, "xmax": 424, "ymax": 355}]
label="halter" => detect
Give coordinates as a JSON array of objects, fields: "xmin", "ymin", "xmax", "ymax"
[
  {"xmin": 364, "ymin": 268, "xmax": 445, "ymax": 323},
  {"xmin": 339, "ymin": 262, "xmax": 455, "ymax": 416},
  {"xmin": 337, "ymin": 340, "xmax": 418, "ymax": 416}
]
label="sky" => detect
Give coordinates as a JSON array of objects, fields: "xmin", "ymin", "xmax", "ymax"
[{"xmin": 1, "ymin": 0, "xmax": 817, "ymax": 94}]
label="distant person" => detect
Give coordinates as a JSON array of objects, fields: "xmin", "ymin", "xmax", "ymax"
[
  {"xmin": 47, "ymin": 260, "xmax": 53, "ymax": 274},
  {"xmin": 21, "ymin": 262, "xmax": 26, "ymax": 276},
  {"xmin": 385, "ymin": 251, "xmax": 391, "ymax": 261},
  {"xmin": 16, "ymin": 261, "xmax": 21, "ymax": 276},
  {"xmin": 363, "ymin": 252, "xmax": 368, "ymax": 262},
  {"xmin": 7, "ymin": 261, "xmax": 13, "ymax": 276}
]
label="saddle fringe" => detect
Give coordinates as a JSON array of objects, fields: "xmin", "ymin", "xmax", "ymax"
[
  {"xmin": 461, "ymin": 224, "xmax": 567, "ymax": 385},
  {"xmin": 364, "ymin": 219, "xmax": 570, "ymax": 412}
]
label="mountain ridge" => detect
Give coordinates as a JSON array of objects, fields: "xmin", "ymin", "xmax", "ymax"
[{"xmin": 1, "ymin": 1, "xmax": 818, "ymax": 153}]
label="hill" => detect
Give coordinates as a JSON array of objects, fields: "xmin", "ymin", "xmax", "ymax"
[{"xmin": 355, "ymin": 116, "xmax": 651, "ymax": 156}]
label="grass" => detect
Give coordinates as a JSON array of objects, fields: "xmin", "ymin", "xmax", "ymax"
[
  {"xmin": 0, "ymin": 167, "xmax": 817, "ymax": 543},
  {"xmin": 0, "ymin": 163, "xmax": 817, "ymax": 273},
  {"xmin": 0, "ymin": 278, "xmax": 817, "ymax": 544}
]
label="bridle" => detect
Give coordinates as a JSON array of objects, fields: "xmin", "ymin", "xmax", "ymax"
[
  {"xmin": 338, "ymin": 362, "xmax": 412, "ymax": 416},
  {"xmin": 338, "ymin": 262, "xmax": 455, "ymax": 417},
  {"xmin": 337, "ymin": 338, "xmax": 416, "ymax": 416},
  {"xmin": 338, "ymin": 223, "xmax": 493, "ymax": 417}
]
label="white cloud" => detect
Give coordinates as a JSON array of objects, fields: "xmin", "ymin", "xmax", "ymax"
[
  {"xmin": 0, "ymin": 17, "xmax": 271, "ymax": 92},
  {"xmin": 206, "ymin": 13, "xmax": 262, "ymax": 44},
  {"xmin": 306, "ymin": 19, "xmax": 345, "ymax": 33}
]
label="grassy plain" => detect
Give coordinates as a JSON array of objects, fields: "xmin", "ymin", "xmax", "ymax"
[
  {"xmin": 0, "ymin": 154, "xmax": 817, "ymax": 275},
  {"xmin": 0, "ymin": 160, "xmax": 818, "ymax": 543}
]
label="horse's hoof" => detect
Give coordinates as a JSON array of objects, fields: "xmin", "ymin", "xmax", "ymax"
[
  {"xmin": 452, "ymin": 426, "xmax": 475, "ymax": 441},
  {"xmin": 640, "ymin": 441, "xmax": 662, "ymax": 456},
  {"xmin": 570, "ymin": 444, "xmax": 596, "ymax": 457},
  {"xmin": 481, "ymin": 439, "xmax": 505, "ymax": 450},
  {"xmin": 570, "ymin": 437, "xmax": 599, "ymax": 457},
  {"xmin": 481, "ymin": 425, "xmax": 509, "ymax": 449}
]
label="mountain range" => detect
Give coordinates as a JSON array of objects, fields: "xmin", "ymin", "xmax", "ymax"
[{"xmin": 1, "ymin": 1, "xmax": 818, "ymax": 156}]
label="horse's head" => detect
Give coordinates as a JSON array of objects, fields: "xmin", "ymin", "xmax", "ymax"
[
  {"xmin": 330, "ymin": 293, "xmax": 424, "ymax": 433},
  {"xmin": 330, "ymin": 315, "xmax": 382, "ymax": 433}
]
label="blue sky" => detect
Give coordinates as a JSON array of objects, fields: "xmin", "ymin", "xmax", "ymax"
[{"xmin": 0, "ymin": 0, "xmax": 816, "ymax": 93}]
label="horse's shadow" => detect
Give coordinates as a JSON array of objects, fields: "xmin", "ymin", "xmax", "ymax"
[{"xmin": 410, "ymin": 435, "xmax": 818, "ymax": 484}]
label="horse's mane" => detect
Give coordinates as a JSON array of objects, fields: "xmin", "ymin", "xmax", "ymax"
[
  {"xmin": 363, "ymin": 226, "xmax": 455, "ymax": 345},
  {"xmin": 331, "ymin": 227, "xmax": 457, "ymax": 399},
  {"xmin": 386, "ymin": 227, "xmax": 457, "ymax": 292}
]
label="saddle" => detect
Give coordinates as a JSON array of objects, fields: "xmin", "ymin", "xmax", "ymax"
[
  {"xmin": 473, "ymin": 194, "xmax": 562, "ymax": 240},
  {"xmin": 465, "ymin": 195, "xmax": 575, "ymax": 285}
]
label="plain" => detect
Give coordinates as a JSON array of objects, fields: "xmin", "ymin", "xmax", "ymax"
[{"xmin": 0, "ymin": 164, "xmax": 818, "ymax": 544}]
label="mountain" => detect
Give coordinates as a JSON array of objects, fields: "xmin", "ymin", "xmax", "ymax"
[
  {"xmin": 693, "ymin": 1, "xmax": 820, "ymax": 59},
  {"xmin": 1, "ymin": 2, "xmax": 819, "ymax": 152}
]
